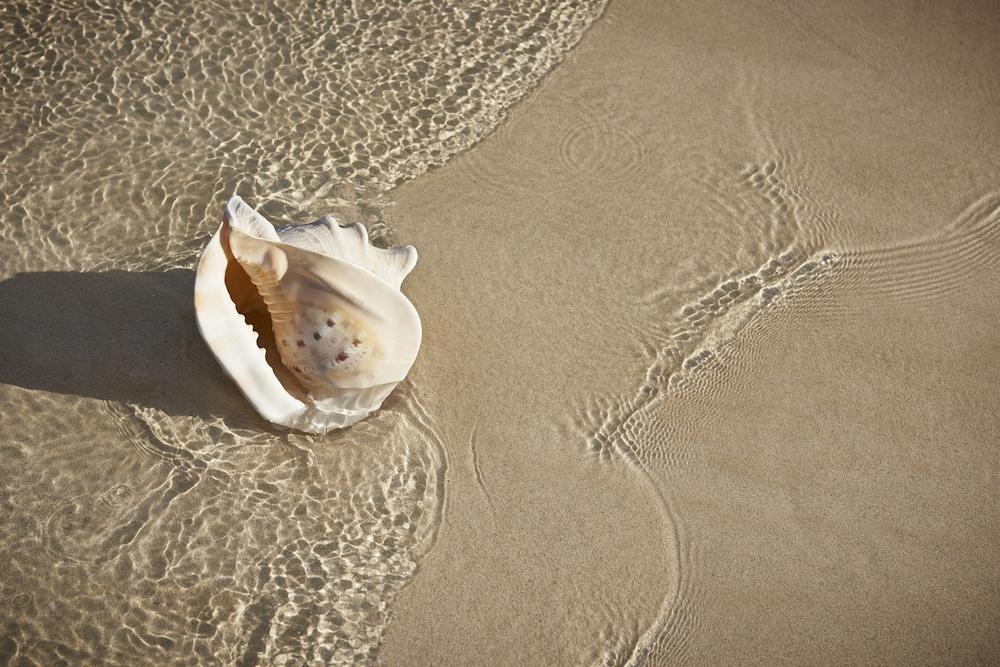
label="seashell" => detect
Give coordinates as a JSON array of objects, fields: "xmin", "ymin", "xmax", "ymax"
[{"xmin": 194, "ymin": 196, "xmax": 422, "ymax": 433}]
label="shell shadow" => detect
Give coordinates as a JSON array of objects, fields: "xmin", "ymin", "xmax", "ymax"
[{"xmin": 0, "ymin": 269, "xmax": 268, "ymax": 429}]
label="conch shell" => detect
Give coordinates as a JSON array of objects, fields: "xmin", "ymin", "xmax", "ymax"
[{"xmin": 194, "ymin": 196, "xmax": 422, "ymax": 433}]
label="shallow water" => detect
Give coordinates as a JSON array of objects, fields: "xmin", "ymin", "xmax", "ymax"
[
  {"xmin": 3, "ymin": 0, "xmax": 1000, "ymax": 665},
  {"xmin": 376, "ymin": 1, "xmax": 1000, "ymax": 664},
  {"xmin": 0, "ymin": 0, "xmax": 607, "ymax": 274},
  {"xmin": 0, "ymin": 1, "xmax": 606, "ymax": 664}
]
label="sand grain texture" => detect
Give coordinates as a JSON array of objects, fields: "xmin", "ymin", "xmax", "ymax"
[{"xmin": 379, "ymin": 0, "xmax": 1000, "ymax": 664}]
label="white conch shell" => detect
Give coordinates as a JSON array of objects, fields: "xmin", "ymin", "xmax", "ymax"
[{"xmin": 194, "ymin": 196, "xmax": 421, "ymax": 433}]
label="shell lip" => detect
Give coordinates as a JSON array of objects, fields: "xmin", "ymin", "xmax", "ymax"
[
  {"xmin": 224, "ymin": 195, "xmax": 420, "ymax": 296},
  {"xmin": 194, "ymin": 220, "xmax": 310, "ymax": 428}
]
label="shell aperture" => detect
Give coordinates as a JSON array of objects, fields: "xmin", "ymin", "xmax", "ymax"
[{"xmin": 194, "ymin": 196, "xmax": 422, "ymax": 433}]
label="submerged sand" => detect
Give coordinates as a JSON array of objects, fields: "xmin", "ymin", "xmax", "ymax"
[
  {"xmin": 2, "ymin": 0, "xmax": 999, "ymax": 665},
  {"xmin": 379, "ymin": 0, "xmax": 1000, "ymax": 663}
]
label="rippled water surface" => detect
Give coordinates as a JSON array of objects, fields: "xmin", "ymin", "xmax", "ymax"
[
  {"xmin": 0, "ymin": 0, "xmax": 606, "ymax": 273},
  {"xmin": 0, "ymin": 0, "xmax": 606, "ymax": 664},
  {"xmin": 373, "ymin": 1, "xmax": 1000, "ymax": 663}
]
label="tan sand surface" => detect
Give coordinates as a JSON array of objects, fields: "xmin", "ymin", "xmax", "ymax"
[{"xmin": 379, "ymin": 0, "xmax": 1000, "ymax": 663}]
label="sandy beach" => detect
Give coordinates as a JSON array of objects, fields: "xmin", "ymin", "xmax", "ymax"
[{"xmin": 1, "ymin": 0, "xmax": 998, "ymax": 664}]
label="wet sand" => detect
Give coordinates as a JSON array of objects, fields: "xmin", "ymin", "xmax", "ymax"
[
  {"xmin": 2, "ymin": 0, "xmax": 999, "ymax": 664},
  {"xmin": 380, "ymin": 0, "xmax": 1000, "ymax": 663}
]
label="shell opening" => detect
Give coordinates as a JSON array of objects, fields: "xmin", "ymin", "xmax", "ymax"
[{"xmin": 220, "ymin": 221, "xmax": 309, "ymax": 401}]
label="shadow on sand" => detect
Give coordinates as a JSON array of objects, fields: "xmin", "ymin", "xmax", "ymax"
[{"xmin": 0, "ymin": 269, "xmax": 269, "ymax": 429}]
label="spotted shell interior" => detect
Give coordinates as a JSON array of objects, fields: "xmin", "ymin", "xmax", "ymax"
[{"xmin": 201, "ymin": 196, "xmax": 421, "ymax": 428}]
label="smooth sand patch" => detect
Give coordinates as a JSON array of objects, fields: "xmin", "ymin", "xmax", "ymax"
[{"xmin": 379, "ymin": 0, "xmax": 1000, "ymax": 663}]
